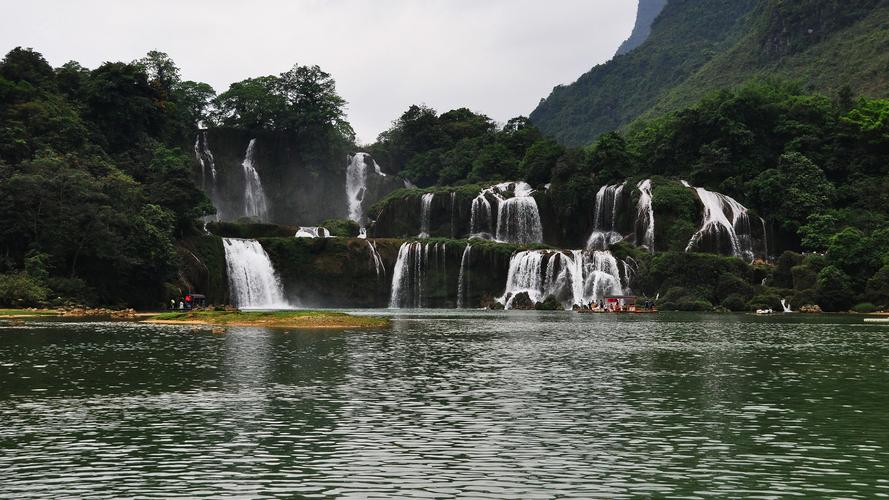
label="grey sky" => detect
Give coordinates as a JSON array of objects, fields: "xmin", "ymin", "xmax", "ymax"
[{"xmin": 1, "ymin": 0, "xmax": 636, "ymax": 143}]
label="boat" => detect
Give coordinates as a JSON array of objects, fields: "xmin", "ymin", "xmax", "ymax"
[
  {"xmin": 864, "ymin": 318, "xmax": 889, "ymax": 323},
  {"xmin": 576, "ymin": 296, "xmax": 657, "ymax": 314}
]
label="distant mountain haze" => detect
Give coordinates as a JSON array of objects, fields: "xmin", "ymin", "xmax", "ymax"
[{"xmin": 531, "ymin": 0, "xmax": 889, "ymax": 146}]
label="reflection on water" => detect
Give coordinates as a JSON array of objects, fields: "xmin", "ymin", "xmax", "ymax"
[{"xmin": 1, "ymin": 312, "xmax": 889, "ymax": 497}]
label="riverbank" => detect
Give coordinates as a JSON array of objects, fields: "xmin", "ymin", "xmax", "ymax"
[{"xmin": 145, "ymin": 310, "xmax": 390, "ymax": 329}]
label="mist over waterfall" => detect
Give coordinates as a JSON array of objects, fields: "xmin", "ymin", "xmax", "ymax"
[
  {"xmin": 587, "ymin": 183, "xmax": 627, "ymax": 250},
  {"xmin": 240, "ymin": 139, "xmax": 269, "ymax": 221},
  {"xmin": 389, "ymin": 242, "xmax": 447, "ymax": 308},
  {"xmin": 635, "ymin": 180, "xmax": 655, "ymax": 251},
  {"xmin": 684, "ymin": 183, "xmax": 765, "ymax": 261},
  {"xmin": 498, "ymin": 250, "xmax": 630, "ymax": 310},
  {"xmin": 223, "ymin": 238, "xmax": 290, "ymax": 309}
]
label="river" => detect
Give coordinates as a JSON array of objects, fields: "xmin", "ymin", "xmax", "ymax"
[{"xmin": 1, "ymin": 311, "xmax": 888, "ymax": 498}]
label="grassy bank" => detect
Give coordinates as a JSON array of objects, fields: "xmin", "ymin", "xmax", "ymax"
[
  {"xmin": 146, "ymin": 310, "xmax": 390, "ymax": 329},
  {"xmin": 0, "ymin": 309, "xmax": 60, "ymax": 317}
]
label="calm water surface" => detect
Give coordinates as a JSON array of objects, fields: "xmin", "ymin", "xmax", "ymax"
[{"xmin": 1, "ymin": 311, "xmax": 888, "ymax": 498}]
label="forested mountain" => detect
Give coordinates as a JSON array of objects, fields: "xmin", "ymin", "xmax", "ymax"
[
  {"xmin": 614, "ymin": 0, "xmax": 668, "ymax": 57},
  {"xmin": 531, "ymin": 0, "xmax": 889, "ymax": 146}
]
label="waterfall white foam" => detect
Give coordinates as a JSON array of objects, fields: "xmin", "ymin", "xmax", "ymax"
[
  {"xmin": 587, "ymin": 183, "xmax": 626, "ymax": 250},
  {"xmin": 367, "ymin": 240, "xmax": 385, "ymax": 279},
  {"xmin": 346, "ymin": 153, "xmax": 369, "ymax": 223},
  {"xmin": 389, "ymin": 242, "xmax": 447, "ymax": 308},
  {"xmin": 781, "ymin": 298, "xmax": 792, "ymax": 313},
  {"xmin": 223, "ymin": 238, "xmax": 290, "ymax": 309},
  {"xmin": 457, "ymin": 244, "xmax": 472, "ymax": 308},
  {"xmin": 241, "ymin": 139, "xmax": 269, "ymax": 220},
  {"xmin": 469, "ymin": 193, "xmax": 494, "ymax": 239},
  {"xmin": 419, "ymin": 193, "xmax": 434, "ymax": 237},
  {"xmin": 295, "ymin": 227, "xmax": 331, "ymax": 238},
  {"xmin": 636, "ymin": 179, "xmax": 655, "ymax": 251},
  {"xmin": 685, "ymin": 183, "xmax": 761, "ymax": 261},
  {"xmin": 497, "ymin": 250, "xmax": 627, "ymax": 310},
  {"xmin": 469, "ymin": 182, "xmax": 542, "ymax": 243}
]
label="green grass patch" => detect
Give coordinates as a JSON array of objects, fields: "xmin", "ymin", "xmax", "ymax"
[
  {"xmin": 148, "ymin": 310, "xmax": 389, "ymax": 329},
  {"xmin": 0, "ymin": 309, "xmax": 58, "ymax": 316}
]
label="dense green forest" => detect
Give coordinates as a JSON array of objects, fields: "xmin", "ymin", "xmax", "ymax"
[
  {"xmin": 531, "ymin": 0, "xmax": 889, "ymax": 146},
  {"xmin": 0, "ymin": 47, "xmax": 352, "ymax": 307}
]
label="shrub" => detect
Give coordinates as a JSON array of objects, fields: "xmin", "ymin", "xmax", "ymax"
[
  {"xmin": 0, "ymin": 273, "xmax": 49, "ymax": 307},
  {"xmin": 321, "ymin": 219, "xmax": 361, "ymax": 238},
  {"xmin": 816, "ymin": 265, "xmax": 856, "ymax": 312},
  {"xmin": 852, "ymin": 302, "xmax": 878, "ymax": 313},
  {"xmin": 721, "ymin": 294, "xmax": 749, "ymax": 312}
]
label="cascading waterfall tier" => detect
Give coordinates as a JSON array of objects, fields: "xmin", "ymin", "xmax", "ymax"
[
  {"xmin": 468, "ymin": 182, "xmax": 543, "ymax": 244},
  {"xmin": 457, "ymin": 244, "xmax": 472, "ymax": 309},
  {"xmin": 241, "ymin": 139, "xmax": 269, "ymax": 221},
  {"xmin": 497, "ymin": 250, "xmax": 630, "ymax": 310},
  {"xmin": 223, "ymin": 238, "xmax": 290, "ymax": 309},
  {"xmin": 635, "ymin": 179, "xmax": 655, "ymax": 251},
  {"xmin": 587, "ymin": 183, "xmax": 627, "ymax": 250},
  {"xmin": 389, "ymin": 242, "xmax": 448, "ymax": 309},
  {"xmin": 418, "ymin": 193, "xmax": 435, "ymax": 237},
  {"xmin": 683, "ymin": 182, "xmax": 765, "ymax": 261},
  {"xmin": 346, "ymin": 152, "xmax": 387, "ymax": 225}
]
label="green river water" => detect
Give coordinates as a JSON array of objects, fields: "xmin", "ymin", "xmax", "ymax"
[{"xmin": 1, "ymin": 311, "xmax": 888, "ymax": 498}]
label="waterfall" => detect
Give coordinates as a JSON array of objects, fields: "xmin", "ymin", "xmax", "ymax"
[
  {"xmin": 241, "ymin": 139, "xmax": 269, "ymax": 220},
  {"xmin": 469, "ymin": 182, "xmax": 542, "ymax": 243},
  {"xmin": 587, "ymin": 183, "xmax": 626, "ymax": 250},
  {"xmin": 223, "ymin": 238, "xmax": 290, "ymax": 309},
  {"xmin": 494, "ymin": 182, "xmax": 543, "ymax": 244},
  {"xmin": 457, "ymin": 244, "xmax": 472, "ymax": 308},
  {"xmin": 295, "ymin": 227, "xmax": 331, "ymax": 238},
  {"xmin": 469, "ymin": 193, "xmax": 494, "ymax": 239},
  {"xmin": 684, "ymin": 183, "xmax": 761, "ymax": 261},
  {"xmin": 389, "ymin": 242, "xmax": 447, "ymax": 308},
  {"xmin": 497, "ymin": 249, "xmax": 627, "ymax": 310},
  {"xmin": 358, "ymin": 227, "xmax": 368, "ymax": 239},
  {"xmin": 635, "ymin": 179, "xmax": 655, "ymax": 251},
  {"xmin": 496, "ymin": 196, "xmax": 543, "ymax": 244},
  {"xmin": 194, "ymin": 131, "xmax": 217, "ymax": 187},
  {"xmin": 781, "ymin": 298, "xmax": 792, "ymax": 313},
  {"xmin": 194, "ymin": 131, "xmax": 220, "ymax": 219},
  {"xmin": 367, "ymin": 240, "xmax": 385, "ymax": 279},
  {"xmin": 346, "ymin": 153, "xmax": 369, "ymax": 223},
  {"xmin": 419, "ymin": 193, "xmax": 435, "ymax": 237}
]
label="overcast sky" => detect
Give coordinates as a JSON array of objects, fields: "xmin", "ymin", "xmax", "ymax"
[{"xmin": 1, "ymin": 0, "xmax": 637, "ymax": 143}]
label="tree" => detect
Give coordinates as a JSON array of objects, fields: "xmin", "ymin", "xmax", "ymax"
[
  {"xmin": 135, "ymin": 50, "xmax": 181, "ymax": 96},
  {"xmin": 521, "ymin": 138, "xmax": 563, "ymax": 187}
]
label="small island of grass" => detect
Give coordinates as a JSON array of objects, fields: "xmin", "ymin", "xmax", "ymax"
[{"xmin": 145, "ymin": 310, "xmax": 390, "ymax": 329}]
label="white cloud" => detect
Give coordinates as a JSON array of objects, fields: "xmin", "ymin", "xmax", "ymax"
[{"xmin": 0, "ymin": 0, "xmax": 636, "ymax": 143}]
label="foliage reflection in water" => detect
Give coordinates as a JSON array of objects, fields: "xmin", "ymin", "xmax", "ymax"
[{"xmin": 1, "ymin": 313, "xmax": 888, "ymax": 498}]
